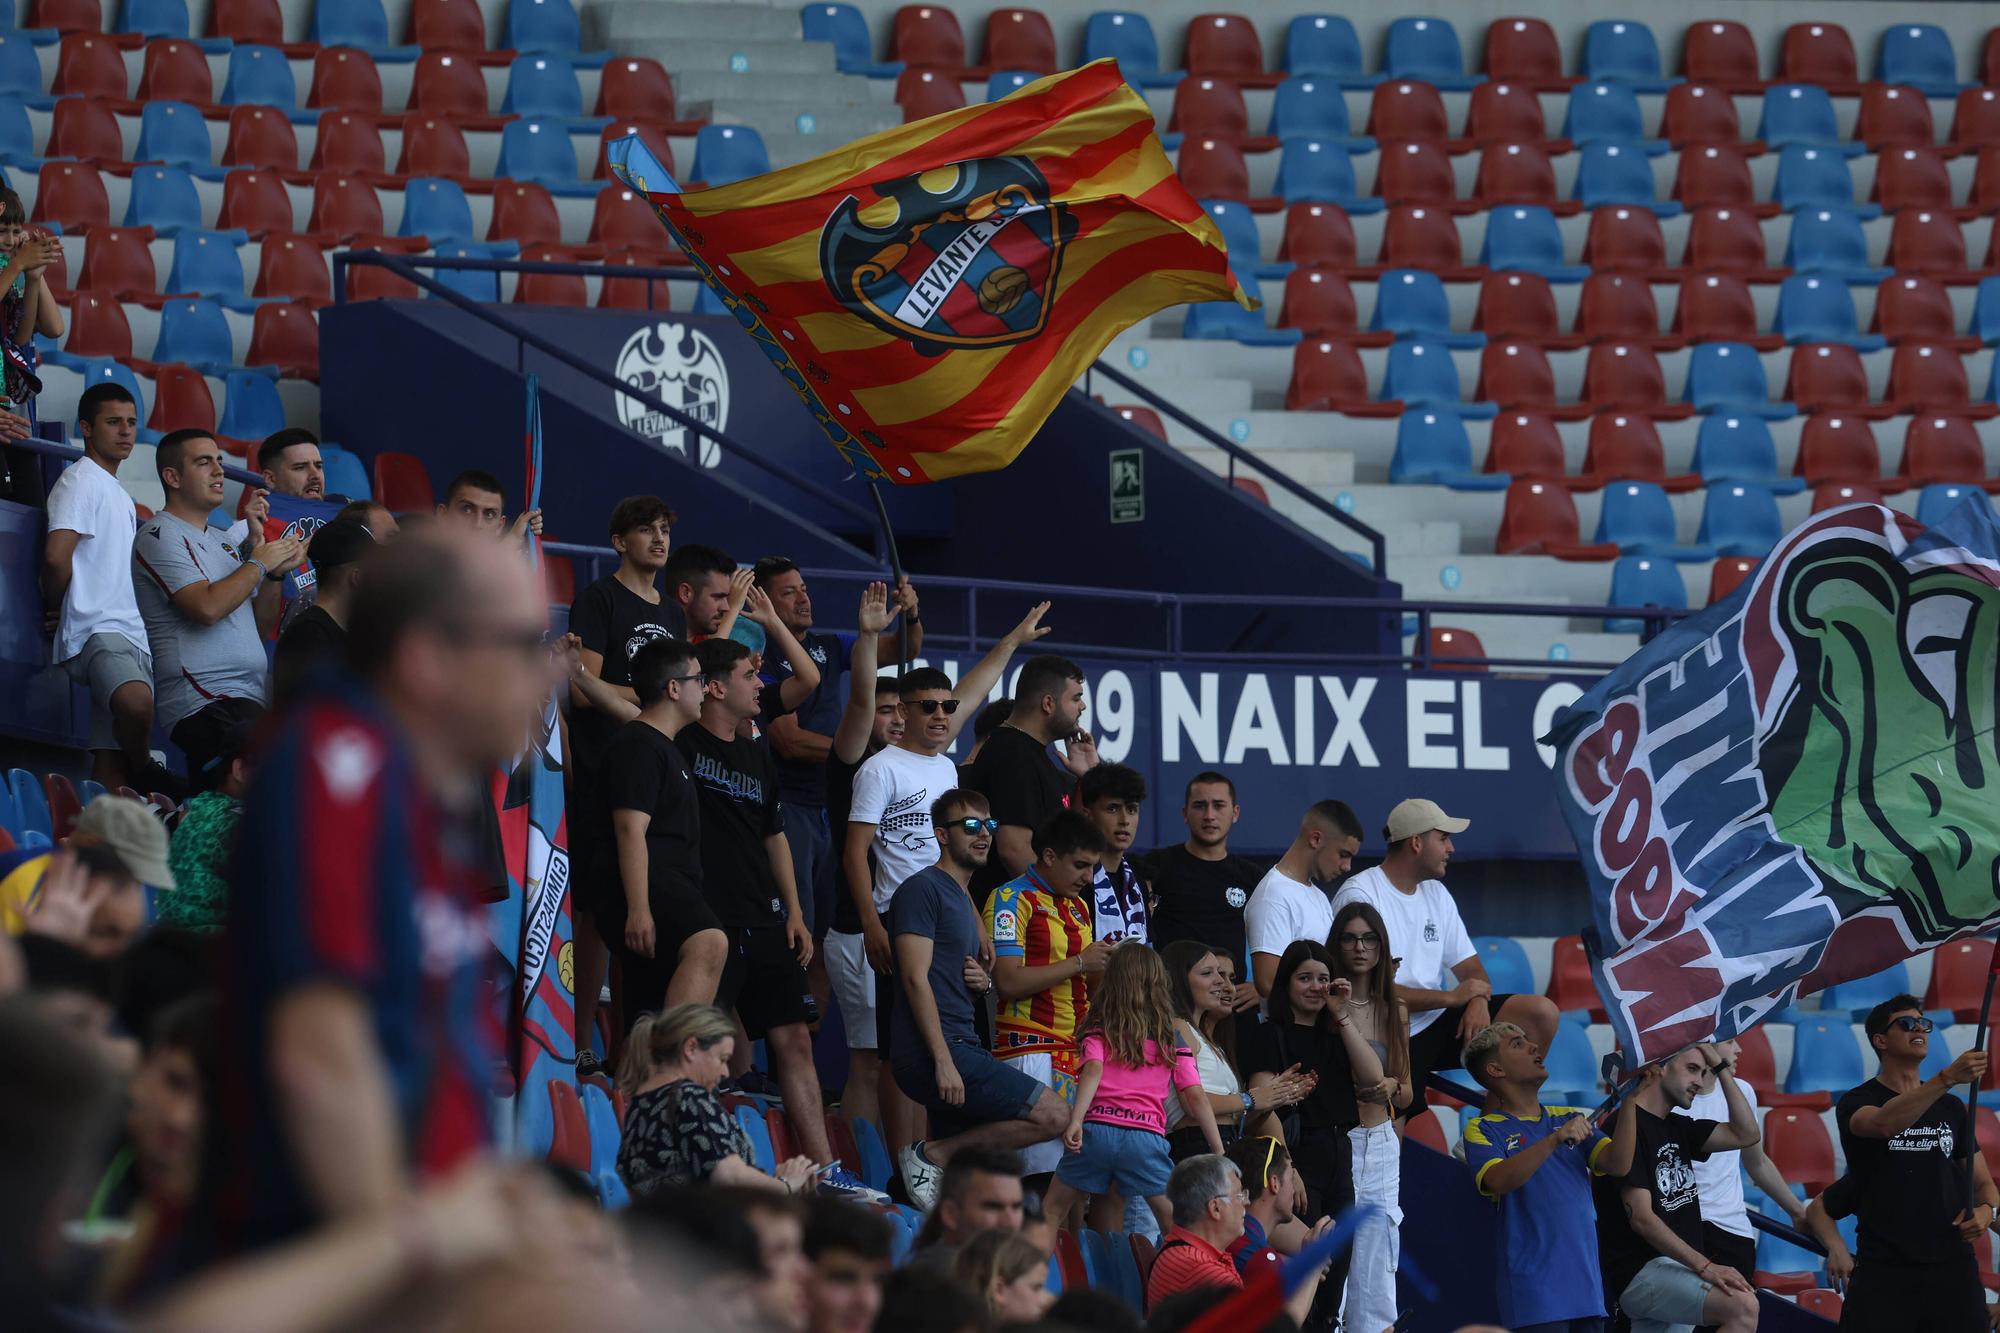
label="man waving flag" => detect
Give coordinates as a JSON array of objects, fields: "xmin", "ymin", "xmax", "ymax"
[{"xmin": 608, "ymin": 59, "xmax": 1251, "ymax": 483}]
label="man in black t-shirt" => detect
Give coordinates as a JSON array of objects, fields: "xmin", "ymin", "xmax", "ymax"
[
  {"xmin": 1593, "ymin": 1044, "xmax": 1760, "ymax": 1333},
  {"xmin": 1834, "ymin": 994, "xmax": 1994, "ymax": 1332},
  {"xmin": 598, "ymin": 638, "xmax": 717, "ymax": 1021},
  {"xmin": 963, "ymin": 654, "xmax": 1098, "ymax": 906},
  {"xmin": 679, "ymin": 636, "xmax": 834, "ymax": 1169},
  {"xmin": 1137, "ymin": 770, "xmax": 1263, "ymax": 986},
  {"xmin": 271, "ymin": 518, "xmax": 373, "ymax": 708},
  {"xmin": 565, "ymin": 495, "xmax": 681, "ymax": 1076}
]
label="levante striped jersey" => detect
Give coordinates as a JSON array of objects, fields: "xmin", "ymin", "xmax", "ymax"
[{"xmin": 986, "ymin": 868, "xmax": 1094, "ymax": 1057}]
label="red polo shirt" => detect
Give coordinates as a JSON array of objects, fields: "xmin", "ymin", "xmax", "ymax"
[{"xmin": 1146, "ymin": 1225, "xmax": 1245, "ymax": 1310}]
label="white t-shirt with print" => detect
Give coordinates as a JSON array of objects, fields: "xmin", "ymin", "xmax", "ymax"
[
  {"xmin": 1679, "ymin": 1078, "xmax": 1761, "ymax": 1238},
  {"xmin": 1332, "ymin": 865, "xmax": 1475, "ymax": 1036},
  {"xmin": 847, "ymin": 744, "xmax": 961, "ymax": 912},
  {"xmin": 44, "ymin": 457, "xmax": 148, "ymax": 663},
  {"xmin": 1244, "ymin": 865, "xmax": 1333, "ymax": 963}
]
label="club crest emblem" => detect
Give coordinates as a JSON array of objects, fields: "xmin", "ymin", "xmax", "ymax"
[{"xmin": 820, "ymin": 156, "xmax": 1073, "ymax": 356}]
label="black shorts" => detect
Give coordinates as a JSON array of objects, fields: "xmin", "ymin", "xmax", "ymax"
[
  {"xmin": 1404, "ymin": 993, "xmax": 1519, "ymax": 1117},
  {"xmin": 593, "ymin": 868, "xmax": 724, "ymax": 1019},
  {"xmin": 1839, "ymin": 1254, "xmax": 1983, "ymax": 1332},
  {"xmin": 719, "ymin": 925, "xmax": 818, "ymax": 1039}
]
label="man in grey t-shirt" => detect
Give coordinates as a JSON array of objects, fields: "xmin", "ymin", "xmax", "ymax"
[{"xmin": 131, "ymin": 429, "xmax": 303, "ymax": 785}]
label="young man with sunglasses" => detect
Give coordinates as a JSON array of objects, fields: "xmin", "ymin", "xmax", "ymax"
[{"xmin": 1834, "ymin": 996, "xmax": 1994, "ymax": 1332}]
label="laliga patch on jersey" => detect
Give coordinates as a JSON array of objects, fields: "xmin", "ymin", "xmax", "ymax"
[
  {"xmin": 1224, "ymin": 886, "xmax": 1247, "ymax": 909},
  {"xmin": 994, "ymin": 908, "xmax": 1018, "ymax": 939}
]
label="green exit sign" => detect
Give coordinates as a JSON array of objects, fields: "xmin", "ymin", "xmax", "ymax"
[{"xmin": 1109, "ymin": 449, "xmax": 1144, "ymax": 523}]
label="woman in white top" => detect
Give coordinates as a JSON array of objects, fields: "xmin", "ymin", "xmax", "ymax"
[
  {"xmin": 1329, "ymin": 899, "xmax": 1413, "ymax": 1333},
  {"xmin": 1161, "ymin": 940, "xmax": 1312, "ymax": 1160}
]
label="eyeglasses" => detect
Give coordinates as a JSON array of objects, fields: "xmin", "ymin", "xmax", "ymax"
[
  {"xmin": 908, "ymin": 698, "xmax": 961, "ymax": 715},
  {"xmin": 1889, "ymin": 1016, "xmax": 1935, "ymax": 1034},
  {"xmin": 663, "ymin": 672, "xmax": 705, "ymax": 688},
  {"xmin": 949, "ymin": 817, "xmax": 999, "ymax": 833},
  {"xmin": 1338, "ymin": 932, "xmax": 1381, "ymax": 948}
]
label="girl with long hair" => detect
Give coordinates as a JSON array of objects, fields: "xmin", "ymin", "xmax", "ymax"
[
  {"xmin": 952, "ymin": 1228, "xmax": 1054, "ymax": 1324},
  {"xmin": 1160, "ymin": 941, "xmax": 1313, "ymax": 1160},
  {"xmin": 1040, "ymin": 943, "xmax": 1227, "ymax": 1234},
  {"xmin": 1330, "ymin": 900, "xmax": 1413, "ymax": 1333}
]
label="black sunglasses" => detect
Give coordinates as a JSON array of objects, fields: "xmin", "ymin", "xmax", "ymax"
[
  {"xmin": 908, "ymin": 698, "xmax": 961, "ymax": 715},
  {"xmin": 949, "ymin": 817, "xmax": 999, "ymax": 833},
  {"xmin": 1890, "ymin": 1015, "xmax": 1935, "ymax": 1034}
]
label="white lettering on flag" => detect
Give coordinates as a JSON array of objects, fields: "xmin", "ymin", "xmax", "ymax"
[{"xmin": 893, "ymin": 208, "xmax": 1041, "ymax": 326}]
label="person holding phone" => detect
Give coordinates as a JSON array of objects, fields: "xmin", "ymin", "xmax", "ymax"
[{"xmin": 0, "ymin": 191, "xmax": 62, "ymax": 418}]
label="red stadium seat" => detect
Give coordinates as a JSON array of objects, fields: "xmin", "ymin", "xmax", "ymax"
[
  {"xmin": 1779, "ymin": 23, "xmax": 1861, "ymax": 95},
  {"xmin": 1986, "ymin": 30, "xmax": 2000, "ymax": 90},
  {"xmin": 307, "ymin": 175, "xmax": 385, "ymax": 241},
  {"xmin": 254, "ymin": 235, "xmax": 331, "ymax": 304},
  {"xmin": 1546, "ymin": 934, "xmax": 1608, "ymax": 1019},
  {"xmin": 1795, "ymin": 412, "xmax": 1893, "ymax": 487},
  {"xmin": 1971, "ymin": 149, "xmax": 2000, "ymax": 222},
  {"xmin": 1055, "ymin": 1231, "xmax": 1088, "ymax": 1291},
  {"xmin": 1171, "ymin": 77, "xmax": 1273, "ymax": 151},
  {"xmin": 373, "ymin": 450, "xmax": 435, "ymax": 508},
  {"xmin": 309, "ymin": 111, "xmax": 386, "ymax": 175},
  {"xmin": 1681, "ymin": 20, "xmax": 1766, "ymax": 94},
  {"xmin": 53, "ymin": 34, "xmax": 131, "ymax": 100},
  {"xmin": 209, "ymin": 0, "xmax": 288, "ymax": 48},
  {"xmin": 591, "ymin": 121, "xmax": 671, "ymax": 180},
  {"xmin": 1464, "ymin": 80, "xmax": 1555, "ymax": 148},
  {"xmin": 589, "ymin": 184, "xmax": 671, "ymax": 255},
  {"xmin": 47, "ymin": 97, "xmax": 124, "ymax": 165},
  {"xmin": 1478, "ymin": 339, "xmax": 1588, "ymax": 417},
  {"xmin": 1673, "ymin": 273, "xmax": 1780, "ymax": 351},
  {"xmin": 1582, "ymin": 342, "xmax": 1691, "ymax": 418},
  {"xmin": 1473, "ymin": 141, "xmax": 1566, "ymax": 212},
  {"xmin": 146, "ymin": 363, "xmax": 214, "ymax": 432},
  {"xmin": 595, "ymin": 56, "xmax": 675, "ymax": 121},
  {"xmin": 1369, "ymin": 80, "xmax": 1453, "ymax": 145},
  {"xmin": 895, "ymin": 67, "xmax": 964, "ymax": 121},
  {"xmin": 890, "ymin": 5, "xmax": 970, "ymax": 74},
  {"xmin": 1474, "ymin": 270, "xmax": 1575, "ymax": 346},
  {"xmin": 1576, "ymin": 272, "xmax": 1666, "ymax": 345},
  {"xmin": 1707, "ymin": 555, "xmax": 1759, "ymax": 603},
  {"xmin": 1485, "ymin": 411, "xmax": 1581, "ymax": 485},
  {"xmin": 410, "ymin": 0, "xmax": 488, "ymax": 53},
  {"xmin": 345, "ymin": 252, "xmax": 418, "ymax": 301},
  {"xmin": 1426, "ymin": 626, "xmax": 1486, "ymax": 669},
  {"xmin": 1375, "ymin": 140, "xmax": 1461, "ymax": 209},
  {"xmin": 1278, "ymin": 202, "xmax": 1355, "ymax": 270},
  {"xmin": 1798, "ymin": 1290, "xmax": 1843, "ymax": 1321},
  {"xmin": 396, "ymin": 115, "xmax": 471, "ymax": 179},
  {"xmin": 1277, "ymin": 268, "xmax": 1364, "ymax": 338},
  {"xmin": 1176, "ymin": 137, "xmax": 1275, "ymax": 211},
  {"xmin": 595, "ymin": 248, "xmax": 673, "ymax": 309},
  {"xmin": 1732, "ymin": 1024, "xmax": 1777, "ymax": 1095},
  {"xmin": 248, "ymin": 294, "xmax": 318, "ymax": 368},
  {"xmin": 1660, "ymin": 84, "xmax": 1748, "ymax": 149},
  {"xmin": 513, "ymin": 244, "xmax": 586, "ymax": 306},
  {"xmin": 1872, "ymin": 146, "xmax": 1954, "ymax": 214},
  {"xmin": 1582, "ymin": 206, "xmax": 1668, "ymax": 276},
  {"xmin": 1977, "ymin": 1106, "xmax": 2000, "ymax": 1179},
  {"xmin": 1404, "ymin": 1107, "xmax": 1448, "ymax": 1151},
  {"xmin": 1786, "ymin": 343, "xmax": 1881, "ymax": 416},
  {"xmin": 1902, "ymin": 414, "xmax": 2000, "ymax": 489},
  {"xmin": 1496, "ymin": 480, "xmax": 1619, "ymax": 558},
  {"xmin": 1855, "ymin": 84, "xmax": 1934, "ymax": 150},
  {"xmin": 1112, "ymin": 405, "xmax": 1167, "ymax": 440},
  {"xmin": 217, "ymin": 168, "xmax": 294, "ymax": 237},
  {"xmin": 34, "ymin": 161, "xmax": 111, "ymax": 233},
  {"xmin": 31, "ymin": 0, "xmax": 106, "ymax": 35},
  {"xmin": 61, "ymin": 291, "xmax": 133, "ymax": 359},
  {"xmin": 1482, "ymin": 18, "xmax": 1574, "ymax": 92},
  {"xmin": 1674, "ymin": 145, "xmax": 1766, "ymax": 215},
  {"xmin": 308, "ymin": 46, "xmax": 383, "ymax": 113},
  {"xmin": 1684, "ymin": 206, "xmax": 1777, "ymax": 280},
  {"xmin": 1884, "ymin": 209, "xmax": 1969, "ymax": 279},
  {"xmin": 1873, "ymin": 276, "xmax": 1973, "ymax": 349},
  {"xmin": 1377, "ymin": 205, "xmax": 1472, "ymax": 279},
  {"xmin": 1950, "ymin": 89, "xmax": 2000, "ymax": 154},
  {"xmin": 1581, "ymin": 411, "xmax": 1700, "ymax": 489},
  {"xmin": 409, "ymin": 52, "xmax": 491, "ymax": 117},
  {"xmin": 1285, "ymin": 339, "xmax": 1401, "ymax": 414},
  {"xmin": 983, "ymin": 8, "xmax": 1057, "ymax": 76},
  {"xmin": 1186, "ymin": 13, "xmax": 1279, "ymax": 89},
  {"xmin": 1812, "ymin": 481, "xmax": 1884, "ymax": 510},
  {"xmin": 1889, "ymin": 344, "xmax": 1996, "ymax": 417},
  {"xmin": 487, "ymin": 180, "xmax": 560, "ymax": 247},
  {"xmin": 1231, "ymin": 476, "xmax": 1270, "ymax": 504},
  {"xmin": 137, "ymin": 39, "xmax": 216, "ymax": 106},
  {"xmin": 1761, "ymin": 1107, "xmax": 1835, "ymax": 1194},
  {"xmin": 1929, "ymin": 938, "xmax": 1998, "ymax": 1022},
  {"xmin": 77, "ymin": 225, "xmax": 157, "ymax": 298},
  {"xmin": 42, "ymin": 774, "xmax": 82, "ymax": 842},
  {"xmin": 824, "ymin": 1111, "xmax": 862, "ymax": 1178},
  {"xmin": 222, "ymin": 105, "xmax": 299, "ymax": 171},
  {"xmin": 547, "ymin": 1080, "xmax": 591, "ymax": 1172}
]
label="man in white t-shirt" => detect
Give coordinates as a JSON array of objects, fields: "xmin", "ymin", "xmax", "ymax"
[
  {"xmin": 40, "ymin": 384, "xmax": 166, "ymax": 791},
  {"xmin": 1674, "ymin": 1035, "xmax": 1807, "ymax": 1283},
  {"xmin": 1243, "ymin": 799, "xmax": 1362, "ymax": 999},
  {"xmin": 1332, "ymin": 797, "xmax": 1558, "ymax": 1118}
]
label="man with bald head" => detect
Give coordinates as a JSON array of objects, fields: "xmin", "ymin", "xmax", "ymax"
[{"xmin": 208, "ymin": 533, "xmax": 550, "ymax": 1251}]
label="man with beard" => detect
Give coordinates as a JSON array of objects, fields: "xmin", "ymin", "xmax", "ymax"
[
  {"xmin": 1141, "ymin": 772, "xmax": 1261, "ymax": 989},
  {"xmin": 963, "ymin": 653, "xmax": 1098, "ymax": 905},
  {"xmin": 1243, "ymin": 799, "xmax": 1360, "ymax": 1001},
  {"xmin": 891, "ymin": 791, "xmax": 1070, "ymax": 1207}
]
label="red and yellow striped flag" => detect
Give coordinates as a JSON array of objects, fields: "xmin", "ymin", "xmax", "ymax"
[{"xmin": 609, "ymin": 59, "xmax": 1253, "ymax": 483}]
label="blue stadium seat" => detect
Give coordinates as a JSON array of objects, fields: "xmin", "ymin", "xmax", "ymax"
[
  {"xmin": 119, "ymin": 0, "xmax": 194, "ymax": 41},
  {"xmin": 123, "ymin": 164, "xmax": 202, "ymax": 235},
  {"xmin": 733, "ymin": 1105, "xmax": 776, "ymax": 1172},
  {"xmin": 1818, "ymin": 961, "xmax": 1912, "ymax": 1018},
  {"xmin": 1574, "ymin": 141, "xmax": 1680, "ymax": 216},
  {"xmin": 1686, "ymin": 342, "xmax": 1793, "ymax": 418},
  {"xmin": 7, "ymin": 769, "xmax": 50, "ymax": 842},
  {"xmin": 427, "ymin": 241, "xmax": 517, "ymax": 301},
  {"xmin": 1562, "ymin": 83, "xmax": 1666, "ymax": 152},
  {"xmin": 1477, "ymin": 205, "xmax": 1588, "ymax": 280},
  {"xmin": 1542, "ymin": 1018, "xmax": 1600, "ymax": 1102},
  {"xmin": 1283, "ymin": 14, "xmax": 1377, "ymax": 86},
  {"xmin": 1773, "ymin": 275, "xmax": 1882, "ymax": 349},
  {"xmin": 166, "ymin": 229, "xmax": 257, "ymax": 310},
  {"xmin": 319, "ymin": 442, "xmax": 370, "ymax": 498},
  {"xmin": 507, "ymin": 0, "xmax": 592, "ymax": 59},
  {"xmin": 578, "ymin": 1082, "xmax": 621, "ymax": 1178},
  {"xmin": 800, "ymin": 4, "xmax": 904, "ymax": 78},
  {"xmin": 1581, "ymin": 20, "xmax": 1676, "ymax": 94},
  {"xmin": 1877, "ymin": 23, "xmax": 1966, "ymax": 98},
  {"xmin": 1782, "ymin": 208, "xmax": 1891, "ymax": 284},
  {"xmin": 135, "ymin": 102, "xmax": 215, "ymax": 171},
  {"xmin": 502, "ymin": 56, "xmax": 585, "ymax": 120},
  {"xmin": 1389, "ymin": 410, "xmax": 1510, "ymax": 488},
  {"xmin": 1917, "ymin": 1028, "xmax": 1956, "ymax": 1082},
  {"xmin": 985, "ymin": 70, "xmax": 1036, "ymax": 101},
  {"xmin": 597, "ymin": 1170, "xmax": 629, "ymax": 1209},
  {"xmin": 310, "ymin": 0, "xmax": 421, "ymax": 58},
  {"xmin": 1757, "ymin": 85, "xmax": 1864, "ymax": 155},
  {"xmin": 1082, "ymin": 12, "xmax": 1180, "ymax": 90},
  {"xmin": 1268, "ymin": 76, "xmax": 1369, "ymax": 143},
  {"xmin": 399, "ymin": 176, "xmax": 476, "ymax": 242},
  {"xmin": 0, "ymin": 36, "xmax": 51, "ymax": 104},
  {"xmin": 1691, "ymin": 415, "xmax": 1804, "ymax": 490},
  {"xmin": 1784, "ymin": 1017, "xmax": 1864, "ymax": 1095},
  {"xmin": 78, "ymin": 778, "xmax": 107, "ymax": 805},
  {"xmin": 1183, "ymin": 270, "xmax": 1300, "ymax": 346},
  {"xmin": 0, "ymin": 96, "xmax": 37, "ymax": 167},
  {"xmin": 1697, "ymin": 482, "xmax": 1783, "ymax": 556},
  {"xmin": 851, "ymin": 1115, "xmax": 891, "ymax": 1191},
  {"xmin": 151, "ymin": 297, "xmax": 234, "ymax": 373},
  {"xmin": 691, "ymin": 125, "xmax": 770, "ymax": 186},
  {"xmin": 1372, "ymin": 268, "xmax": 1484, "ymax": 348},
  {"xmin": 692, "ymin": 282, "xmax": 729, "ymax": 317},
  {"xmin": 1382, "ymin": 17, "xmax": 1480, "ymax": 91},
  {"xmin": 1595, "ymin": 481, "xmax": 1714, "ymax": 559},
  {"xmin": 1381, "ymin": 339, "xmax": 1494, "ymax": 415},
  {"xmin": 74, "ymin": 357, "xmax": 152, "ymax": 424},
  {"xmin": 1202, "ymin": 200, "xmax": 1292, "ymax": 281},
  {"xmin": 495, "ymin": 118, "xmax": 596, "ymax": 194},
  {"xmin": 221, "ymin": 45, "xmax": 298, "ymax": 110},
  {"xmin": 1973, "ymin": 277, "xmax": 2000, "ymax": 346},
  {"xmin": 1473, "ymin": 936, "xmax": 1534, "ymax": 993},
  {"xmin": 1916, "ymin": 483, "xmax": 1993, "ymax": 526},
  {"xmin": 217, "ymin": 369, "xmax": 285, "ymax": 439},
  {"xmin": 1605, "ymin": 555, "xmax": 1688, "ymax": 632},
  {"xmin": 1273, "ymin": 139, "xmax": 1377, "ymax": 209},
  {"xmin": 1773, "ymin": 147, "xmax": 1871, "ymax": 216}
]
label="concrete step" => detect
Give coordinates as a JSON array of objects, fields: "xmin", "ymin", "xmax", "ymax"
[
  {"xmin": 1175, "ymin": 443, "xmax": 1356, "ymax": 490},
  {"xmin": 594, "ymin": 1, "xmax": 802, "ymax": 47},
  {"xmin": 1402, "ymin": 622, "xmax": 1641, "ymax": 669},
  {"xmin": 1270, "ymin": 491, "xmax": 1460, "ymax": 559},
  {"xmin": 704, "ymin": 114, "xmax": 900, "ymax": 166},
  {"xmin": 616, "ymin": 37, "xmax": 840, "ymax": 80},
  {"xmin": 674, "ymin": 69, "xmax": 880, "ymax": 109}
]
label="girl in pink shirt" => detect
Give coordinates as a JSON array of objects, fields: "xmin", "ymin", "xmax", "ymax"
[{"xmin": 1043, "ymin": 943, "xmax": 1227, "ymax": 1233}]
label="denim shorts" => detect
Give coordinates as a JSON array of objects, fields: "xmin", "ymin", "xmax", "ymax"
[
  {"xmin": 1055, "ymin": 1122, "xmax": 1174, "ymax": 1199},
  {"xmin": 1618, "ymin": 1256, "xmax": 1712, "ymax": 1333},
  {"xmin": 893, "ymin": 1040, "xmax": 1044, "ymax": 1141}
]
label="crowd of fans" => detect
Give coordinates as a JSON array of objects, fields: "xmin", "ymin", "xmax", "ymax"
[{"xmin": 2, "ymin": 398, "xmax": 1996, "ymax": 1332}]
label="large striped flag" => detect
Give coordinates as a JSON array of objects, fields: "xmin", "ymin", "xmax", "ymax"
[{"xmin": 608, "ymin": 59, "xmax": 1251, "ymax": 483}]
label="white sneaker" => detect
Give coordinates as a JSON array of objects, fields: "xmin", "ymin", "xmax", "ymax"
[{"xmin": 898, "ymin": 1141, "xmax": 943, "ymax": 1209}]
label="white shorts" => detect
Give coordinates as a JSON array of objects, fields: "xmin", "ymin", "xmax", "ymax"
[
  {"xmin": 1013, "ymin": 1051, "xmax": 1068, "ymax": 1176},
  {"xmin": 824, "ymin": 930, "xmax": 877, "ymax": 1051}
]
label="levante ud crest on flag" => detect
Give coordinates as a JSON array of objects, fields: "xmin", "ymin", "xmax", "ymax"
[{"xmin": 819, "ymin": 155, "xmax": 1075, "ymax": 356}]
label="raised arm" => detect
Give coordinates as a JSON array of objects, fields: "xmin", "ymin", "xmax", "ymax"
[
  {"xmin": 1598, "ymin": 1066, "xmax": 1656, "ymax": 1180},
  {"xmin": 943, "ymin": 602, "xmax": 1052, "ymax": 743},
  {"xmin": 830, "ymin": 583, "xmax": 889, "ymax": 764},
  {"xmin": 1702, "ymin": 1051, "xmax": 1761, "ymax": 1152},
  {"xmin": 745, "ymin": 585, "xmax": 821, "ymax": 710},
  {"xmin": 1476, "ymin": 1113, "xmax": 1594, "ymax": 1197},
  {"xmin": 556, "ymin": 634, "xmax": 640, "ymax": 723},
  {"xmin": 1849, "ymin": 1048, "xmax": 1987, "ymax": 1139},
  {"xmin": 1328, "ymin": 979, "xmax": 1385, "ymax": 1087},
  {"xmin": 878, "ymin": 576, "xmax": 924, "ymax": 665}
]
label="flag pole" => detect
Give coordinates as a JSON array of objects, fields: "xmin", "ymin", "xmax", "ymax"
[
  {"xmin": 1966, "ymin": 943, "xmax": 1999, "ymax": 1211},
  {"xmin": 868, "ymin": 481, "xmax": 910, "ymax": 676}
]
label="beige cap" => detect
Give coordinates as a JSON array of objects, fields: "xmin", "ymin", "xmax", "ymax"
[
  {"xmin": 73, "ymin": 795, "xmax": 177, "ymax": 890},
  {"xmin": 1385, "ymin": 798, "xmax": 1470, "ymax": 842}
]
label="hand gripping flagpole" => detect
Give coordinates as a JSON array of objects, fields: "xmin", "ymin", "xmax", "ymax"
[
  {"xmin": 1967, "ymin": 940, "xmax": 1999, "ymax": 1212},
  {"xmin": 867, "ymin": 482, "xmax": 911, "ymax": 678}
]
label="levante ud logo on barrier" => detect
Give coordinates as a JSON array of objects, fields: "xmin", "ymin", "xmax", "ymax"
[{"xmin": 819, "ymin": 156, "xmax": 1075, "ymax": 356}]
